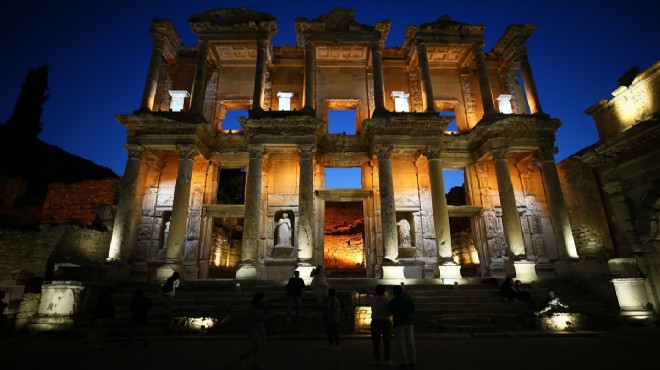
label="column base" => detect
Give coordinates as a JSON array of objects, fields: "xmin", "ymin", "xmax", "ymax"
[
  {"xmin": 513, "ymin": 260, "xmax": 538, "ymax": 283},
  {"xmin": 552, "ymin": 258, "xmax": 579, "ymax": 277},
  {"xmin": 437, "ymin": 263, "xmax": 462, "ymax": 285},
  {"xmin": 101, "ymin": 260, "xmax": 132, "ymax": 281},
  {"xmin": 235, "ymin": 262, "xmax": 260, "ymax": 280},
  {"xmin": 611, "ymin": 277, "xmax": 658, "ymax": 325},
  {"xmin": 382, "ymin": 260, "xmax": 424, "ymax": 279}
]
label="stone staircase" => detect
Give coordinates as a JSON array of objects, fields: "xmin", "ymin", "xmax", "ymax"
[{"xmin": 87, "ymin": 277, "xmax": 626, "ymax": 338}]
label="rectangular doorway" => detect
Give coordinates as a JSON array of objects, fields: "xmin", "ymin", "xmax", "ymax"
[{"xmin": 323, "ymin": 201, "xmax": 365, "ymax": 277}]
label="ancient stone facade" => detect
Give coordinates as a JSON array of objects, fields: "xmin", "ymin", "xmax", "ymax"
[
  {"xmin": 559, "ymin": 61, "xmax": 660, "ymax": 319},
  {"xmin": 107, "ymin": 8, "xmax": 578, "ymax": 282}
]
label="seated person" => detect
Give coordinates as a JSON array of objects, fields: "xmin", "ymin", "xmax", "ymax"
[
  {"xmin": 512, "ymin": 280, "xmax": 531, "ymax": 302},
  {"xmin": 499, "ymin": 277, "xmax": 516, "ymax": 302},
  {"xmin": 534, "ymin": 289, "xmax": 569, "ymax": 316}
]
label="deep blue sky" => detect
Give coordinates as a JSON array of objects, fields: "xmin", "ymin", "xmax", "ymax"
[{"xmin": 1, "ymin": 1, "xmax": 658, "ymax": 189}]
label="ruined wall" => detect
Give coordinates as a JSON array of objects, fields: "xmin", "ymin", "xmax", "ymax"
[
  {"xmin": 557, "ymin": 157, "xmax": 614, "ymax": 257},
  {"xmin": 0, "ymin": 226, "xmax": 110, "ymax": 288},
  {"xmin": 41, "ymin": 178, "xmax": 121, "ymax": 226},
  {"xmin": 324, "ymin": 202, "xmax": 364, "ymax": 269}
]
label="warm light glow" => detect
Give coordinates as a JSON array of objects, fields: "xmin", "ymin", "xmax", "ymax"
[
  {"xmin": 354, "ymin": 306, "xmax": 372, "ymax": 333},
  {"xmin": 497, "ymin": 94, "xmax": 513, "ymax": 114},
  {"xmin": 186, "ymin": 317, "xmax": 217, "ymax": 331},
  {"xmin": 392, "ymin": 91, "xmax": 410, "ymax": 112},
  {"xmin": 539, "ymin": 313, "xmax": 582, "ymax": 331}
]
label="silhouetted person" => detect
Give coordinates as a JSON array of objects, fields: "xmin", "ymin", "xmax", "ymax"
[
  {"xmin": 161, "ymin": 271, "xmax": 180, "ymax": 315},
  {"xmin": 513, "ymin": 280, "xmax": 531, "ymax": 302},
  {"xmin": 0, "ymin": 290, "xmax": 8, "ymax": 338},
  {"xmin": 534, "ymin": 289, "xmax": 569, "ymax": 316},
  {"xmin": 369, "ymin": 284, "xmax": 392, "ymax": 365},
  {"xmin": 325, "ymin": 288, "xmax": 341, "ymax": 351},
  {"xmin": 389, "ymin": 284, "xmax": 416, "ymax": 369},
  {"xmin": 500, "ymin": 277, "xmax": 516, "ymax": 302},
  {"xmin": 286, "ymin": 270, "xmax": 305, "ymax": 321},
  {"xmin": 126, "ymin": 289, "xmax": 152, "ymax": 347},
  {"xmin": 92, "ymin": 288, "xmax": 115, "ymax": 347},
  {"xmin": 239, "ymin": 292, "xmax": 267, "ymax": 369}
]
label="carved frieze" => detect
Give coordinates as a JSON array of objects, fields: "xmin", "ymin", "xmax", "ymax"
[{"xmin": 407, "ymin": 67, "xmax": 423, "ymax": 112}]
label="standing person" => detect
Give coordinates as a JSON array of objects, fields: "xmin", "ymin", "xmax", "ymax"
[
  {"xmin": 325, "ymin": 288, "xmax": 341, "ymax": 351},
  {"xmin": 161, "ymin": 271, "xmax": 180, "ymax": 315},
  {"xmin": 389, "ymin": 284, "xmax": 416, "ymax": 369},
  {"xmin": 126, "ymin": 289, "xmax": 152, "ymax": 347},
  {"xmin": 369, "ymin": 284, "xmax": 392, "ymax": 365},
  {"xmin": 310, "ymin": 265, "xmax": 330, "ymax": 306},
  {"xmin": 0, "ymin": 290, "xmax": 8, "ymax": 339},
  {"xmin": 286, "ymin": 270, "xmax": 305, "ymax": 321},
  {"xmin": 239, "ymin": 292, "xmax": 267, "ymax": 369},
  {"xmin": 91, "ymin": 288, "xmax": 115, "ymax": 347},
  {"xmin": 534, "ymin": 289, "xmax": 569, "ymax": 316}
]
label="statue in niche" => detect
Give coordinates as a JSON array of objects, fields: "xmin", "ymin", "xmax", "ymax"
[
  {"xmin": 162, "ymin": 220, "xmax": 171, "ymax": 249},
  {"xmin": 275, "ymin": 213, "xmax": 292, "ymax": 247},
  {"xmin": 397, "ymin": 219, "xmax": 411, "ymax": 248}
]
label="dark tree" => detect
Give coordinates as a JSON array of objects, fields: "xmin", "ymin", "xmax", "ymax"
[{"xmin": 1, "ymin": 65, "xmax": 50, "ymax": 140}]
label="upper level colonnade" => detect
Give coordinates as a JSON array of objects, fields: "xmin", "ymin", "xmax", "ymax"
[{"xmin": 137, "ymin": 8, "xmax": 543, "ymax": 131}]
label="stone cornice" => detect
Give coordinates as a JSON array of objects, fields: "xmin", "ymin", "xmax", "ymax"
[
  {"xmin": 294, "ymin": 8, "xmax": 385, "ymax": 46},
  {"xmin": 116, "ymin": 113, "xmax": 208, "ymax": 133},
  {"xmin": 470, "ymin": 114, "xmax": 560, "ymax": 144},
  {"xmin": 318, "ymin": 134, "xmax": 368, "ymax": 155},
  {"xmin": 491, "ymin": 24, "xmax": 535, "ymax": 64},
  {"xmin": 189, "ymin": 8, "xmax": 278, "ymax": 37},
  {"xmin": 239, "ymin": 116, "xmax": 323, "ymax": 139},
  {"xmin": 577, "ymin": 118, "xmax": 660, "ymax": 169}
]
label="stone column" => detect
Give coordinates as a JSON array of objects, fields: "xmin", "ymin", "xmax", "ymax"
[
  {"xmin": 303, "ymin": 40, "xmax": 315, "ymax": 111},
  {"xmin": 473, "ymin": 42, "xmax": 496, "ymax": 116},
  {"xmin": 537, "ymin": 147, "xmax": 579, "ymax": 259},
  {"xmin": 140, "ymin": 38, "xmax": 164, "ymax": 111},
  {"xmin": 417, "ymin": 42, "xmax": 436, "ymax": 113},
  {"xmin": 515, "ymin": 44, "xmax": 543, "ymax": 114},
  {"xmin": 491, "ymin": 147, "xmax": 525, "ymax": 257},
  {"xmin": 107, "ymin": 145, "xmax": 145, "ymax": 261},
  {"xmin": 159, "ymin": 145, "xmax": 197, "ymax": 279},
  {"xmin": 190, "ymin": 40, "xmax": 209, "ymax": 113},
  {"xmin": 252, "ymin": 38, "xmax": 268, "ymax": 112},
  {"xmin": 427, "ymin": 148, "xmax": 462, "ymax": 283},
  {"xmin": 297, "ymin": 145, "xmax": 316, "ymax": 265},
  {"xmin": 371, "ymin": 40, "xmax": 386, "ymax": 114},
  {"xmin": 376, "ymin": 145, "xmax": 399, "ymax": 262},
  {"xmin": 237, "ymin": 145, "xmax": 265, "ymax": 279},
  {"xmin": 426, "ymin": 148, "xmax": 452, "ymax": 260}
]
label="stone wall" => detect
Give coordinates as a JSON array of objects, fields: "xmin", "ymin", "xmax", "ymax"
[
  {"xmin": 324, "ymin": 202, "xmax": 365, "ymax": 269},
  {"xmin": 0, "ymin": 226, "xmax": 111, "ymax": 289},
  {"xmin": 41, "ymin": 178, "xmax": 121, "ymax": 227}
]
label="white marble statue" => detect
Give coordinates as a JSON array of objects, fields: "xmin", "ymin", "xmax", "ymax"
[
  {"xmin": 275, "ymin": 213, "xmax": 292, "ymax": 246},
  {"xmin": 397, "ymin": 219, "xmax": 411, "ymax": 248}
]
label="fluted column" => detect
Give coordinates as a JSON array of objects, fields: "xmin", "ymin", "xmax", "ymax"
[
  {"xmin": 417, "ymin": 42, "xmax": 436, "ymax": 113},
  {"xmin": 164, "ymin": 146, "xmax": 197, "ymax": 267},
  {"xmin": 537, "ymin": 148, "xmax": 578, "ymax": 259},
  {"xmin": 303, "ymin": 40, "xmax": 315, "ymax": 111},
  {"xmin": 237, "ymin": 145, "xmax": 265, "ymax": 279},
  {"xmin": 371, "ymin": 40, "xmax": 386, "ymax": 114},
  {"xmin": 140, "ymin": 38, "xmax": 164, "ymax": 111},
  {"xmin": 473, "ymin": 42, "xmax": 497, "ymax": 116},
  {"xmin": 190, "ymin": 40, "xmax": 209, "ymax": 113},
  {"xmin": 297, "ymin": 145, "xmax": 315, "ymax": 264},
  {"xmin": 376, "ymin": 146, "xmax": 399, "ymax": 262},
  {"xmin": 515, "ymin": 44, "xmax": 543, "ymax": 114},
  {"xmin": 252, "ymin": 38, "xmax": 268, "ymax": 112},
  {"xmin": 107, "ymin": 145, "xmax": 145, "ymax": 261},
  {"xmin": 491, "ymin": 147, "xmax": 525, "ymax": 257},
  {"xmin": 426, "ymin": 148, "xmax": 452, "ymax": 261}
]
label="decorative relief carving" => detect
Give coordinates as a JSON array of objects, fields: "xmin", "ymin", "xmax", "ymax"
[
  {"xmin": 407, "ymin": 67, "xmax": 423, "ymax": 112},
  {"xmin": 367, "ymin": 69, "xmax": 375, "ymax": 117},
  {"xmin": 177, "ymin": 145, "xmax": 198, "ymax": 160},
  {"xmin": 262, "ymin": 68, "xmax": 272, "ymax": 110},
  {"xmin": 460, "ymin": 70, "xmax": 478, "ymax": 126},
  {"xmin": 248, "ymin": 145, "xmax": 265, "ymax": 159}
]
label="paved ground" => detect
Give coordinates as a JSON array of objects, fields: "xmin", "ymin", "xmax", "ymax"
[{"xmin": 3, "ymin": 327, "xmax": 660, "ymax": 370}]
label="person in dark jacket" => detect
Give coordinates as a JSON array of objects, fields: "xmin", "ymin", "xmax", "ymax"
[{"xmin": 389, "ymin": 284, "xmax": 416, "ymax": 369}]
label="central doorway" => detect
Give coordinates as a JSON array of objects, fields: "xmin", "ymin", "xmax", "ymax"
[{"xmin": 323, "ymin": 201, "xmax": 366, "ymax": 277}]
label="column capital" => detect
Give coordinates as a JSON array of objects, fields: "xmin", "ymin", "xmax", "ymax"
[
  {"xmin": 304, "ymin": 40, "xmax": 313, "ymax": 50},
  {"xmin": 298, "ymin": 144, "xmax": 316, "ymax": 158},
  {"xmin": 416, "ymin": 41, "xmax": 428, "ymax": 54},
  {"xmin": 491, "ymin": 146, "xmax": 510, "ymax": 160},
  {"xmin": 248, "ymin": 145, "xmax": 265, "ymax": 159},
  {"xmin": 176, "ymin": 145, "xmax": 198, "ymax": 160},
  {"xmin": 535, "ymin": 146, "xmax": 557, "ymax": 163},
  {"xmin": 371, "ymin": 39, "xmax": 384, "ymax": 51},
  {"xmin": 124, "ymin": 144, "xmax": 145, "ymax": 159},
  {"xmin": 512, "ymin": 43, "xmax": 529, "ymax": 61},
  {"xmin": 472, "ymin": 41, "xmax": 486, "ymax": 54},
  {"xmin": 374, "ymin": 145, "xmax": 393, "ymax": 159},
  {"xmin": 425, "ymin": 145, "xmax": 445, "ymax": 160}
]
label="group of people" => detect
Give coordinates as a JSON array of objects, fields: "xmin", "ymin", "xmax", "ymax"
[{"xmin": 500, "ymin": 277, "xmax": 570, "ymax": 316}]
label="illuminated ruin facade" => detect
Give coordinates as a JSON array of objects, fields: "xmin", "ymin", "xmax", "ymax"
[{"xmin": 107, "ymin": 8, "xmax": 579, "ymax": 282}]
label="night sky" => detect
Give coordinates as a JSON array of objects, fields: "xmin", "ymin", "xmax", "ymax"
[{"xmin": 1, "ymin": 1, "xmax": 658, "ymax": 189}]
